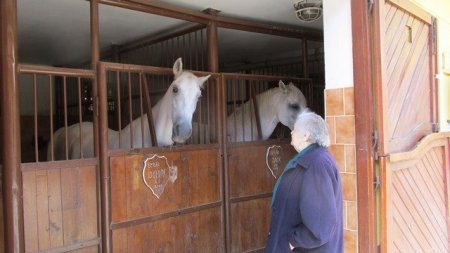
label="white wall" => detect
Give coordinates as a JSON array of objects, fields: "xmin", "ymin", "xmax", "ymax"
[{"xmin": 323, "ymin": 0, "xmax": 354, "ymax": 89}]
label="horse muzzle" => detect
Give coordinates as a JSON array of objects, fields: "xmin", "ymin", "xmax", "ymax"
[{"xmin": 172, "ymin": 121, "xmax": 192, "ymax": 143}]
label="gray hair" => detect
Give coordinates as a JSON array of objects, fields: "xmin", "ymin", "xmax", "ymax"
[{"xmin": 294, "ymin": 110, "xmax": 330, "ymax": 147}]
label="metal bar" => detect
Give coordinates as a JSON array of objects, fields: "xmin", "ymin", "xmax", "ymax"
[
  {"xmin": 98, "ymin": 61, "xmax": 219, "ymax": 78},
  {"xmin": 116, "ymin": 71, "xmax": 122, "ymax": 147},
  {"xmin": 207, "ymin": 20, "xmax": 219, "ymax": 73},
  {"xmin": 97, "ymin": 63, "xmax": 111, "ymax": 253},
  {"xmin": 219, "ymin": 75, "xmax": 231, "ymax": 253},
  {"xmin": 142, "ymin": 74, "xmax": 158, "ymax": 146},
  {"xmin": 63, "ymin": 76, "xmax": 69, "ymax": 160},
  {"xmin": 139, "ymin": 73, "xmax": 145, "ymax": 147},
  {"xmin": 232, "ymin": 79, "xmax": 237, "ymax": 142},
  {"xmin": 222, "ymin": 72, "xmax": 311, "ymax": 82},
  {"xmin": 206, "ymin": 80, "xmax": 211, "ymax": 143},
  {"xmin": 250, "ymin": 81, "xmax": 262, "ymax": 140},
  {"xmin": 77, "ymin": 77, "xmax": 83, "ymax": 159},
  {"xmin": 1, "ymin": 0, "xmax": 24, "ymax": 251},
  {"xmin": 18, "ymin": 64, "xmax": 95, "ymax": 78},
  {"xmin": 49, "ymin": 75, "xmax": 54, "ymax": 161},
  {"xmin": 241, "ymin": 79, "xmax": 245, "ymax": 141},
  {"xmin": 99, "ymin": 0, "xmax": 322, "ymax": 40},
  {"xmin": 33, "ymin": 74, "xmax": 39, "ymax": 162},
  {"xmin": 303, "ymin": 39, "xmax": 309, "ymax": 78},
  {"xmin": 127, "ymin": 72, "xmax": 133, "ymax": 148}
]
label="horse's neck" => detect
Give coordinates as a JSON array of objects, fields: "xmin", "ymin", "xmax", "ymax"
[
  {"xmin": 117, "ymin": 92, "xmax": 173, "ymax": 147},
  {"xmin": 255, "ymin": 90, "xmax": 281, "ymax": 138},
  {"xmin": 149, "ymin": 93, "xmax": 173, "ymax": 146}
]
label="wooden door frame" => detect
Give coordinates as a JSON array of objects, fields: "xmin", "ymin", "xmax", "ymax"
[{"xmin": 350, "ymin": 0, "xmax": 377, "ymax": 253}]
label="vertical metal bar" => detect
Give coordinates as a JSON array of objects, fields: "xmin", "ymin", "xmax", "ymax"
[
  {"xmin": 206, "ymin": 80, "xmax": 210, "ymax": 143},
  {"xmin": 63, "ymin": 76, "xmax": 69, "ymax": 160},
  {"xmin": 128, "ymin": 72, "xmax": 133, "ymax": 148},
  {"xmin": 139, "ymin": 73, "xmax": 145, "ymax": 148},
  {"xmin": 302, "ymin": 39, "xmax": 309, "ymax": 78},
  {"xmin": 97, "ymin": 63, "xmax": 111, "ymax": 253},
  {"xmin": 49, "ymin": 75, "xmax": 54, "ymax": 161},
  {"xmin": 116, "ymin": 71, "xmax": 121, "ymax": 147},
  {"xmin": 77, "ymin": 77, "xmax": 83, "ymax": 159},
  {"xmin": 240, "ymin": 79, "xmax": 245, "ymax": 141},
  {"xmin": 219, "ymin": 75, "xmax": 230, "ymax": 253},
  {"xmin": 1, "ymin": 0, "xmax": 24, "ymax": 251},
  {"xmin": 201, "ymin": 29, "xmax": 205, "ymax": 70},
  {"xmin": 232, "ymin": 79, "xmax": 237, "ymax": 142},
  {"xmin": 90, "ymin": 0, "xmax": 100, "ymax": 157},
  {"xmin": 195, "ymin": 30, "xmax": 199, "ymax": 70},
  {"xmin": 197, "ymin": 84, "xmax": 203, "ymax": 144},
  {"xmin": 33, "ymin": 74, "xmax": 39, "ymax": 162},
  {"xmin": 142, "ymin": 73, "xmax": 158, "ymax": 146},
  {"xmin": 207, "ymin": 21, "xmax": 219, "ymax": 72}
]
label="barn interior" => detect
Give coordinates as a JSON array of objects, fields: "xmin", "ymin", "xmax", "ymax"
[{"xmin": 17, "ymin": 0, "xmax": 325, "ymax": 162}]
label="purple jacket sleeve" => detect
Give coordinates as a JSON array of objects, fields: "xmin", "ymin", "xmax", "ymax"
[{"xmin": 289, "ymin": 160, "xmax": 338, "ymax": 250}]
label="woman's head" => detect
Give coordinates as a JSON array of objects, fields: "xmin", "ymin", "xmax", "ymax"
[{"xmin": 291, "ymin": 110, "xmax": 330, "ymax": 152}]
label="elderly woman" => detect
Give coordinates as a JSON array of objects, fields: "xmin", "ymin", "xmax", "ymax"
[{"xmin": 265, "ymin": 111, "xmax": 343, "ymax": 253}]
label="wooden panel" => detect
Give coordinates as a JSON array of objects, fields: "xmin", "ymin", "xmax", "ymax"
[
  {"xmin": 110, "ymin": 148, "xmax": 221, "ymax": 223},
  {"xmin": 230, "ymin": 198, "xmax": 271, "ymax": 253},
  {"xmin": 228, "ymin": 142, "xmax": 296, "ymax": 198},
  {"xmin": 22, "ymin": 165, "xmax": 99, "ymax": 253},
  {"xmin": 0, "ymin": 169, "xmax": 4, "ymax": 253},
  {"xmin": 381, "ymin": 133, "xmax": 450, "ymax": 253},
  {"xmin": 227, "ymin": 142, "xmax": 296, "ymax": 252},
  {"xmin": 380, "ymin": 1, "xmax": 436, "ymax": 154},
  {"xmin": 112, "ymin": 207, "xmax": 223, "ymax": 253}
]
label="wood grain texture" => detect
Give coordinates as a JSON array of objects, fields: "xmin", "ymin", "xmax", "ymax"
[
  {"xmin": 382, "ymin": 1, "xmax": 436, "ymax": 154},
  {"xmin": 22, "ymin": 165, "xmax": 99, "ymax": 253},
  {"xmin": 383, "ymin": 135, "xmax": 450, "ymax": 253},
  {"xmin": 227, "ymin": 142, "xmax": 296, "ymax": 252}
]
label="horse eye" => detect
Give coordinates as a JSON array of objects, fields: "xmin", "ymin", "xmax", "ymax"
[
  {"xmin": 289, "ymin": 103, "xmax": 300, "ymax": 110},
  {"xmin": 173, "ymin": 86, "xmax": 178, "ymax": 93}
]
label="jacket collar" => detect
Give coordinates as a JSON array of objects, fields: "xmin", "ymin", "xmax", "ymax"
[{"xmin": 292, "ymin": 144, "xmax": 321, "ymax": 169}]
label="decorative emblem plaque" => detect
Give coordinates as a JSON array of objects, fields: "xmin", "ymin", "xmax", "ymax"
[
  {"xmin": 142, "ymin": 154, "xmax": 178, "ymax": 199},
  {"xmin": 266, "ymin": 145, "xmax": 283, "ymax": 179}
]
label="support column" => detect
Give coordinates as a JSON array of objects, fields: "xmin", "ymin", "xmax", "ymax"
[{"xmin": 1, "ymin": 0, "xmax": 24, "ymax": 252}]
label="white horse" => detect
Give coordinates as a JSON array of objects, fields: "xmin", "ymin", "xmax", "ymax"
[
  {"xmin": 49, "ymin": 58, "xmax": 210, "ymax": 160},
  {"xmin": 227, "ymin": 80, "xmax": 307, "ymax": 142}
]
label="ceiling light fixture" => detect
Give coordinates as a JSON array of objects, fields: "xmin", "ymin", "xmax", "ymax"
[{"xmin": 293, "ymin": 0, "xmax": 322, "ymax": 22}]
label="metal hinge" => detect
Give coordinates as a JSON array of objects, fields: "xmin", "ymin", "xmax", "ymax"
[
  {"xmin": 432, "ymin": 122, "xmax": 440, "ymax": 133},
  {"xmin": 372, "ymin": 130, "xmax": 379, "ymax": 160},
  {"xmin": 374, "ymin": 175, "xmax": 381, "ymax": 191},
  {"xmin": 431, "ymin": 17, "xmax": 437, "ymax": 55},
  {"xmin": 368, "ymin": 0, "xmax": 374, "ymax": 13}
]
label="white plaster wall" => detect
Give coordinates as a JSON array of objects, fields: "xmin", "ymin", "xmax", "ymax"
[{"xmin": 323, "ymin": 0, "xmax": 354, "ymax": 89}]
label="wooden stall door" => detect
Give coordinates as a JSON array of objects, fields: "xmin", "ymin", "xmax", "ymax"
[
  {"xmin": 21, "ymin": 160, "xmax": 100, "ymax": 253},
  {"xmin": 372, "ymin": 0, "xmax": 447, "ymax": 252},
  {"xmin": 109, "ymin": 148, "xmax": 224, "ymax": 253},
  {"xmin": 227, "ymin": 142, "xmax": 296, "ymax": 253}
]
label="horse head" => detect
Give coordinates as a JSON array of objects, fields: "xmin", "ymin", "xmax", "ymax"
[
  {"xmin": 169, "ymin": 58, "xmax": 210, "ymax": 144},
  {"xmin": 276, "ymin": 80, "xmax": 307, "ymax": 130}
]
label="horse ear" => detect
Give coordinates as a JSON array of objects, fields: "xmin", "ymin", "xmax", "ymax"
[
  {"xmin": 198, "ymin": 74, "xmax": 211, "ymax": 89},
  {"xmin": 173, "ymin": 58, "xmax": 183, "ymax": 77},
  {"xmin": 278, "ymin": 80, "xmax": 288, "ymax": 93}
]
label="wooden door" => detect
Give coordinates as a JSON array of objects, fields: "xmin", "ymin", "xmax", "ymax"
[
  {"xmin": 372, "ymin": 1, "xmax": 449, "ymax": 252},
  {"xmin": 109, "ymin": 148, "xmax": 224, "ymax": 253}
]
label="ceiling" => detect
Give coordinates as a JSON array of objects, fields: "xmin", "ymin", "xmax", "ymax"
[{"xmin": 18, "ymin": 0, "xmax": 323, "ymax": 66}]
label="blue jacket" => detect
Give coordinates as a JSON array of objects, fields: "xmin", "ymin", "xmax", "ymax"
[{"xmin": 265, "ymin": 145, "xmax": 343, "ymax": 253}]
